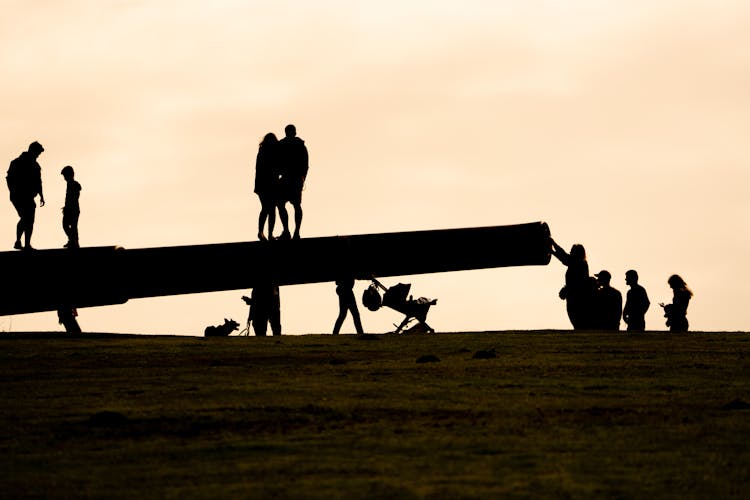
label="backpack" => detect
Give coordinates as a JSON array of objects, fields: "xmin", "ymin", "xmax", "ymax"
[{"xmin": 6, "ymin": 157, "xmax": 20, "ymax": 193}]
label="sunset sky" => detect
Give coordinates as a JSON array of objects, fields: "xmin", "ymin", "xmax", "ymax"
[{"xmin": 1, "ymin": 0, "xmax": 748, "ymax": 335}]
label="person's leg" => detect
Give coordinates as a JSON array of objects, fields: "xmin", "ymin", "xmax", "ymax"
[
  {"xmin": 63, "ymin": 211, "xmax": 73, "ymax": 246},
  {"xmin": 70, "ymin": 211, "xmax": 80, "ymax": 247},
  {"xmin": 292, "ymin": 201, "xmax": 303, "ymax": 239},
  {"xmin": 259, "ymin": 196, "xmax": 277, "ymax": 240},
  {"xmin": 258, "ymin": 207, "xmax": 267, "ymax": 240},
  {"xmin": 15, "ymin": 218, "xmax": 23, "ymax": 248},
  {"xmin": 270, "ymin": 304, "xmax": 281, "ymax": 336},
  {"xmin": 23, "ymin": 204, "xmax": 36, "ymax": 249},
  {"xmin": 13, "ymin": 200, "xmax": 28, "ymax": 248},
  {"xmin": 12, "ymin": 199, "xmax": 22, "ymax": 247},
  {"xmin": 332, "ymin": 294, "xmax": 348, "ymax": 334},
  {"xmin": 267, "ymin": 201, "xmax": 276, "ymax": 239},
  {"xmin": 630, "ymin": 317, "xmax": 645, "ymax": 332},
  {"xmin": 252, "ymin": 317, "xmax": 268, "ymax": 336},
  {"xmin": 69, "ymin": 317, "xmax": 82, "ymax": 333},
  {"xmin": 277, "ymin": 202, "xmax": 290, "ymax": 239},
  {"xmin": 349, "ymin": 297, "xmax": 364, "ymax": 334}
]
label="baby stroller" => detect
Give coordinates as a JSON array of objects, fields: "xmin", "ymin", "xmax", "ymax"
[{"xmin": 362, "ymin": 277, "xmax": 437, "ymax": 334}]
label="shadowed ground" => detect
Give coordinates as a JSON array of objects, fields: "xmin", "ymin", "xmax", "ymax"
[{"xmin": 1, "ymin": 331, "xmax": 749, "ymax": 499}]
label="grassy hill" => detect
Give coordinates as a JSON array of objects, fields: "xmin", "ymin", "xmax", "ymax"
[{"xmin": 1, "ymin": 331, "xmax": 749, "ymax": 498}]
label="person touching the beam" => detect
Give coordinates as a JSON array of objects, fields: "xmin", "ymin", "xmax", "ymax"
[{"xmin": 551, "ymin": 238, "xmax": 596, "ymax": 330}]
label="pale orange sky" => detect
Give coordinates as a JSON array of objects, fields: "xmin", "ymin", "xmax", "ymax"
[{"xmin": 1, "ymin": 1, "xmax": 748, "ymax": 334}]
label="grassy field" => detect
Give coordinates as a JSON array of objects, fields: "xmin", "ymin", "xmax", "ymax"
[{"xmin": 1, "ymin": 330, "xmax": 749, "ymax": 499}]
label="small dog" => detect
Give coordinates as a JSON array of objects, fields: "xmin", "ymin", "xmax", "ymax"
[{"xmin": 204, "ymin": 318, "xmax": 240, "ymax": 337}]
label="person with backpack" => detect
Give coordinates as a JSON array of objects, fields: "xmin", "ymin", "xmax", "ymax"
[{"xmin": 7, "ymin": 141, "xmax": 46, "ymax": 250}]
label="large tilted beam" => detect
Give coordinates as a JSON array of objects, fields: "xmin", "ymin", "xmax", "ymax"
[{"xmin": 0, "ymin": 221, "xmax": 551, "ymax": 316}]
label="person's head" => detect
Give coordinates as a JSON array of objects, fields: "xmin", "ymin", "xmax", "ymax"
[
  {"xmin": 570, "ymin": 244, "xmax": 587, "ymax": 261},
  {"xmin": 28, "ymin": 141, "xmax": 44, "ymax": 158},
  {"xmin": 667, "ymin": 274, "xmax": 684, "ymax": 289},
  {"xmin": 284, "ymin": 124, "xmax": 296, "ymax": 138},
  {"xmin": 625, "ymin": 269, "xmax": 639, "ymax": 286},
  {"xmin": 595, "ymin": 270, "xmax": 611, "ymax": 286},
  {"xmin": 260, "ymin": 132, "xmax": 277, "ymax": 147},
  {"xmin": 61, "ymin": 165, "xmax": 74, "ymax": 180},
  {"xmin": 668, "ymin": 274, "xmax": 692, "ymax": 293}
]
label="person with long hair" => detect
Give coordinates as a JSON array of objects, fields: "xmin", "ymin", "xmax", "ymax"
[
  {"xmin": 254, "ymin": 132, "xmax": 280, "ymax": 240},
  {"xmin": 660, "ymin": 274, "xmax": 693, "ymax": 332},
  {"xmin": 551, "ymin": 239, "xmax": 596, "ymax": 330}
]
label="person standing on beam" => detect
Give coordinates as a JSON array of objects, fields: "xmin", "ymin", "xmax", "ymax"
[
  {"xmin": 6, "ymin": 141, "xmax": 45, "ymax": 250},
  {"xmin": 276, "ymin": 124, "xmax": 308, "ymax": 240}
]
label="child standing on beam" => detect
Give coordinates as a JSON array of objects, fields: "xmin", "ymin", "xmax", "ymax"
[{"xmin": 61, "ymin": 165, "xmax": 81, "ymax": 249}]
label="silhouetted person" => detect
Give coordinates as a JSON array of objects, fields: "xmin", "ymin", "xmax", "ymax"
[
  {"xmin": 277, "ymin": 124, "xmax": 308, "ymax": 240},
  {"xmin": 254, "ymin": 133, "xmax": 280, "ymax": 241},
  {"xmin": 551, "ymin": 239, "xmax": 596, "ymax": 329},
  {"xmin": 660, "ymin": 274, "xmax": 693, "ymax": 332},
  {"xmin": 623, "ymin": 269, "xmax": 650, "ymax": 332},
  {"xmin": 593, "ymin": 270, "xmax": 622, "ymax": 331},
  {"xmin": 57, "ymin": 307, "xmax": 81, "ymax": 334},
  {"xmin": 332, "ymin": 276, "xmax": 364, "ymax": 335},
  {"xmin": 6, "ymin": 141, "xmax": 45, "ymax": 250},
  {"xmin": 60, "ymin": 165, "xmax": 81, "ymax": 249},
  {"xmin": 242, "ymin": 281, "xmax": 281, "ymax": 336}
]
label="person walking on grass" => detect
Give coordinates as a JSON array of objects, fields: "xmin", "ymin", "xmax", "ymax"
[{"xmin": 332, "ymin": 275, "xmax": 364, "ymax": 335}]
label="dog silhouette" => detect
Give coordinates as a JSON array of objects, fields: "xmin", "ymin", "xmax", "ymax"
[{"xmin": 204, "ymin": 318, "xmax": 240, "ymax": 337}]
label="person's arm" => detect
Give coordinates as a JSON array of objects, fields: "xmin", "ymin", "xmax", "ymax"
[
  {"xmin": 242, "ymin": 295, "xmax": 253, "ymax": 323},
  {"xmin": 301, "ymin": 145, "xmax": 309, "ymax": 180},
  {"xmin": 550, "ymin": 239, "xmax": 568, "ymax": 265},
  {"xmin": 36, "ymin": 167, "xmax": 45, "ymax": 206}
]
